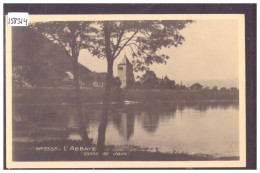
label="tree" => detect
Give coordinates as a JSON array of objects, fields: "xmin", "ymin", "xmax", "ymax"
[
  {"xmin": 31, "ymin": 21, "xmax": 97, "ymax": 145},
  {"xmin": 12, "ymin": 27, "xmax": 62, "ymax": 87},
  {"xmin": 204, "ymin": 86, "xmax": 210, "ymax": 90},
  {"xmin": 220, "ymin": 87, "xmax": 228, "ymax": 92},
  {"xmin": 134, "ymin": 81, "xmax": 143, "ymax": 90},
  {"xmin": 212, "ymin": 86, "xmax": 218, "ymax": 91},
  {"xmin": 112, "ymin": 77, "xmax": 122, "ymax": 89},
  {"xmin": 88, "ymin": 20, "xmax": 192, "ymax": 155},
  {"xmin": 229, "ymin": 87, "xmax": 239, "ymax": 92},
  {"xmin": 163, "ymin": 76, "xmax": 176, "ymax": 89},
  {"xmin": 140, "ymin": 70, "xmax": 159, "ymax": 89}
]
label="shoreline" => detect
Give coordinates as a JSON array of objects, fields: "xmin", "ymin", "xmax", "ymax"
[
  {"xmin": 12, "ymin": 87, "xmax": 239, "ymax": 106},
  {"xmin": 12, "ymin": 99, "xmax": 239, "ymax": 107}
]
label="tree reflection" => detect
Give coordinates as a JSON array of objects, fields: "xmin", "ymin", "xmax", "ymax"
[
  {"xmin": 13, "ymin": 109, "xmax": 29, "ymax": 122},
  {"xmin": 140, "ymin": 112, "xmax": 159, "ymax": 133},
  {"xmin": 182, "ymin": 101, "xmax": 239, "ymax": 112},
  {"xmin": 97, "ymin": 107, "xmax": 109, "ymax": 156},
  {"xmin": 112, "ymin": 110, "xmax": 135, "ymax": 140},
  {"xmin": 75, "ymin": 100, "xmax": 92, "ymax": 146},
  {"xmin": 65, "ymin": 110, "xmax": 90, "ymax": 142},
  {"xmin": 63, "ymin": 106, "xmax": 92, "ymax": 146},
  {"xmin": 97, "ymin": 87, "xmax": 125, "ymax": 155}
]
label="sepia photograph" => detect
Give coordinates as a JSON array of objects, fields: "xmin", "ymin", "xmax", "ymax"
[{"xmin": 5, "ymin": 13, "xmax": 248, "ymax": 168}]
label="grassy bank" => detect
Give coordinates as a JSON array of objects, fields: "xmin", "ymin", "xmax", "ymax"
[{"xmin": 12, "ymin": 87, "xmax": 239, "ymax": 105}]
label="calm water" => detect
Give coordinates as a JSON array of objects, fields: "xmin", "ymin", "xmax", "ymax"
[{"xmin": 13, "ymin": 101, "xmax": 239, "ymax": 157}]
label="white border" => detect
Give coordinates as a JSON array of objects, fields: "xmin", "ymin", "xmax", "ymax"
[{"xmin": 5, "ymin": 14, "xmax": 246, "ymax": 169}]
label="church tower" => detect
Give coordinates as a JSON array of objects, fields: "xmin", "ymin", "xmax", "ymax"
[{"xmin": 117, "ymin": 55, "xmax": 135, "ymax": 88}]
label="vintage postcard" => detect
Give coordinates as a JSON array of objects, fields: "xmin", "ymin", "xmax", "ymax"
[{"xmin": 5, "ymin": 14, "xmax": 246, "ymax": 168}]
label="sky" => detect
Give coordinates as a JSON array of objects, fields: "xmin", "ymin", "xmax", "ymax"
[{"xmin": 78, "ymin": 20, "xmax": 239, "ymax": 83}]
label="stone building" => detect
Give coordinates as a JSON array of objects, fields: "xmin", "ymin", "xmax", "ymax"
[{"xmin": 117, "ymin": 55, "xmax": 135, "ymax": 88}]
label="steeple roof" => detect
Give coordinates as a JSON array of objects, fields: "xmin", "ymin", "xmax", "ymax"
[{"xmin": 118, "ymin": 54, "xmax": 131, "ymax": 65}]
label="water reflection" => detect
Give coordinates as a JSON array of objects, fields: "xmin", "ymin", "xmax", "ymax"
[
  {"xmin": 14, "ymin": 112, "xmax": 28, "ymax": 122},
  {"xmin": 140, "ymin": 112, "xmax": 159, "ymax": 133},
  {"xmin": 13, "ymin": 100, "xmax": 239, "ymax": 158},
  {"xmin": 66, "ymin": 111, "xmax": 83, "ymax": 141},
  {"xmin": 112, "ymin": 111, "xmax": 134, "ymax": 140}
]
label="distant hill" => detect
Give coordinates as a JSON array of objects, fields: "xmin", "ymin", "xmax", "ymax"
[
  {"xmin": 182, "ymin": 79, "xmax": 239, "ymax": 89},
  {"xmin": 12, "ymin": 27, "xmax": 105, "ymax": 87}
]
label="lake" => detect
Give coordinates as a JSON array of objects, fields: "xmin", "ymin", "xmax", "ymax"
[{"xmin": 12, "ymin": 101, "xmax": 239, "ymax": 160}]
